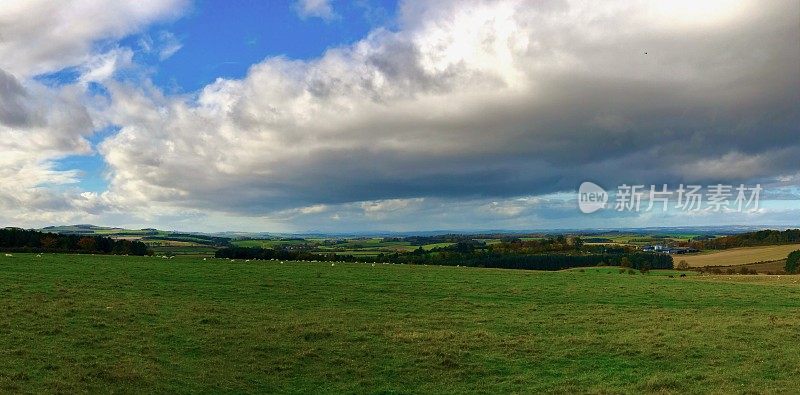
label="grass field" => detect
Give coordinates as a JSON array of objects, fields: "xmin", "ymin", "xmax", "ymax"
[
  {"xmin": 1, "ymin": 253, "xmax": 799, "ymax": 393},
  {"xmin": 679, "ymin": 244, "xmax": 800, "ymax": 267}
]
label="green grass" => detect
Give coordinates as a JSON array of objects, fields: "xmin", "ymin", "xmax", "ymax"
[
  {"xmin": 232, "ymin": 239, "xmax": 309, "ymax": 248},
  {"xmin": 234, "ymin": 238, "xmax": 421, "ymax": 256},
  {"xmin": 147, "ymin": 245, "xmax": 218, "ymax": 257},
  {"xmin": 1, "ymin": 253, "xmax": 799, "ymax": 393},
  {"xmin": 421, "ymin": 242, "xmax": 455, "ymax": 250}
]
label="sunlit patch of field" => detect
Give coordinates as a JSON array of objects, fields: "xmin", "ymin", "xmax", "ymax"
[
  {"xmin": 421, "ymin": 242, "xmax": 455, "ymax": 250},
  {"xmin": 679, "ymin": 244, "xmax": 800, "ymax": 267}
]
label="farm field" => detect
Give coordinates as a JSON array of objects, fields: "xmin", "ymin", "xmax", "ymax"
[
  {"xmin": 717, "ymin": 260, "xmax": 788, "ymax": 274},
  {"xmin": 679, "ymin": 244, "xmax": 800, "ymax": 267},
  {"xmin": 143, "ymin": 240, "xmax": 218, "ymax": 257},
  {"xmin": 1, "ymin": 254, "xmax": 800, "ymax": 393},
  {"xmin": 597, "ymin": 233, "xmax": 705, "ymax": 245}
]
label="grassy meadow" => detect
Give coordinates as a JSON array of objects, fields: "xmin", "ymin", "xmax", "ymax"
[{"xmin": 1, "ymin": 253, "xmax": 800, "ymax": 393}]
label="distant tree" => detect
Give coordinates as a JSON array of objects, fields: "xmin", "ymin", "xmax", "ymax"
[
  {"xmin": 77, "ymin": 237, "xmax": 96, "ymax": 252},
  {"xmin": 785, "ymin": 250, "xmax": 800, "ymax": 274},
  {"xmin": 40, "ymin": 235, "xmax": 59, "ymax": 249},
  {"xmin": 676, "ymin": 260, "xmax": 690, "ymax": 270},
  {"xmin": 620, "ymin": 257, "xmax": 631, "ymax": 268},
  {"xmin": 640, "ymin": 262, "xmax": 651, "ymax": 274}
]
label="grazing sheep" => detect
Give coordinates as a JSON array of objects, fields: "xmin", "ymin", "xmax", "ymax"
[{"xmin": 331, "ymin": 263, "xmax": 335, "ymax": 266}]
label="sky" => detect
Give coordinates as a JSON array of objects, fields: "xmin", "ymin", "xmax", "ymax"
[{"xmin": 0, "ymin": 0, "xmax": 798, "ymax": 233}]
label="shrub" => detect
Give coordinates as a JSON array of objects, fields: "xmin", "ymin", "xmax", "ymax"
[
  {"xmin": 676, "ymin": 260, "xmax": 690, "ymax": 270},
  {"xmin": 738, "ymin": 266, "xmax": 757, "ymax": 275},
  {"xmin": 640, "ymin": 262, "xmax": 651, "ymax": 274},
  {"xmin": 785, "ymin": 250, "xmax": 800, "ymax": 274}
]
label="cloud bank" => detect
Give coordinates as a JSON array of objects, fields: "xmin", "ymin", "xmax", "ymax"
[
  {"xmin": 1, "ymin": 0, "xmax": 798, "ymax": 230},
  {"xmin": 100, "ymin": 0, "xmax": 799, "ymax": 217}
]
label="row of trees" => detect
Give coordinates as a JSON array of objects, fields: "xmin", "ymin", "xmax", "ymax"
[
  {"xmin": 488, "ymin": 236, "xmax": 584, "ymax": 254},
  {"xmin": 216, "ymin": 246, "xmax": 332, "ymax": 261},
  {"xmin": 0, "ymin": 228, "xmax": 150, "ymax": 255},
  {"xmin": 215, "ymin": 246, "xmax": 673, "ymax": 271},
  {"xmin": 679, "ymin": 229, "xmax": 800, "ymax": 250}
]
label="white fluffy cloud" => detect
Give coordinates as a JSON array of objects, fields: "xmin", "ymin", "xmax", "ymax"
[
  {"xmin": 0, "ymin": 0, "xmax": 187, "ymax": 77},
  {"xmin": 0, "ymin": 0, "xmax": 187, "ymax": 226},
  {"xmin": 296, "ymin": 0, "xmax": 337, "ymax": 21},
  {"xmin": 98, "ymin": 0, "xmax": 799, "ymax": 226}
]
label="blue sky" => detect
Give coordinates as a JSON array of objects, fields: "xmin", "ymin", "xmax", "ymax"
[
  {"xmin": 137, "ymin": 0, "xmax": 399, "ymax": 92},
  {"xmin": 0, "ymin": 0, "xmax": 798, "ymax": 232}
]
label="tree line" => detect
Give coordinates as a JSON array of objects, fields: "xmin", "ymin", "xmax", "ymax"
[
  {"xmin": 215, "ymin": 245, "xmax": 673, "ymax": 271},
  {"xmin": 0, "ymin": 228, "xmax": 151, "ymax": 255},
  {"xmin": 678, "ymin": 229, "xmax": 800, "ymax": 250}
]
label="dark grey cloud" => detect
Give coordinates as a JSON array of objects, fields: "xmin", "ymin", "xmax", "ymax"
[
  {"xmin": 0, "ymin": 69, "xmax": 35, "ymax": 127},
  {"xmin": 94, "ymin": 0, "xmax": 799, "ymax": 224}
]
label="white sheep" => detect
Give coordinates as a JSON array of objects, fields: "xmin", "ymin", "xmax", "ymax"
[{"xmin": 4, "ymin": 254, "xmax": 12, "ymax": 257}]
